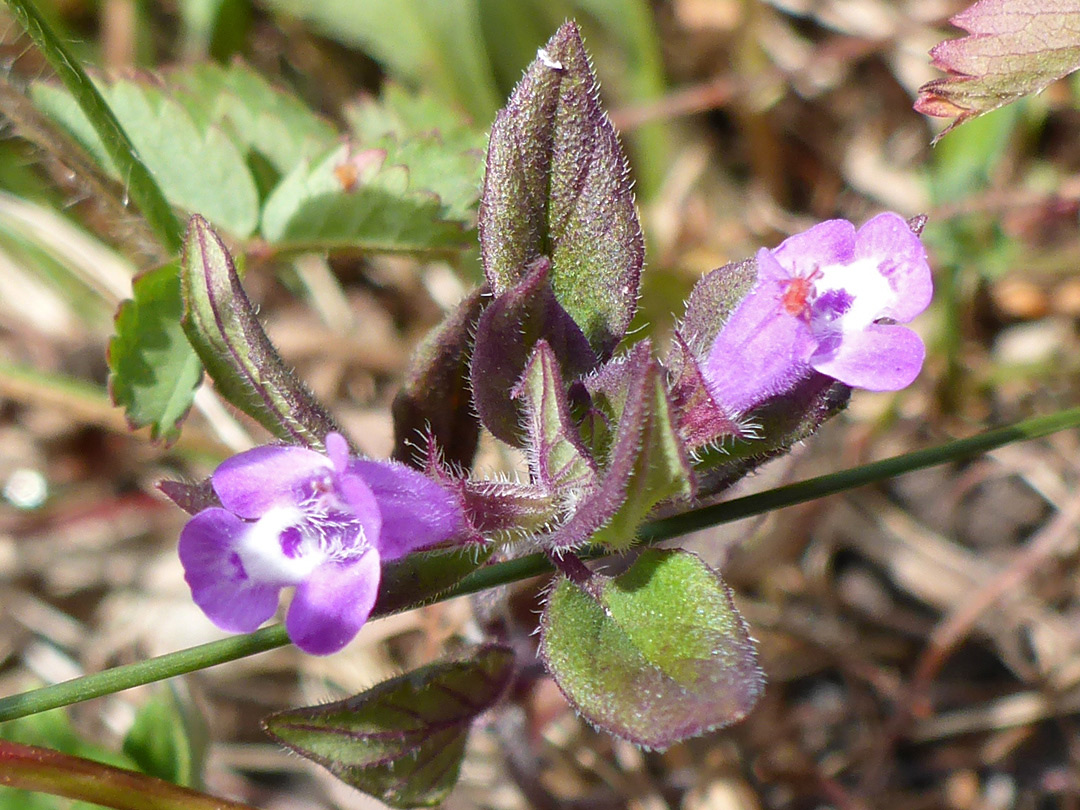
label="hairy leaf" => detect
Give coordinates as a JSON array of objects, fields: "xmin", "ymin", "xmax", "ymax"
[
  {"xmin": 260, "ymin": 144, "xmax": 471, "ymax": 253},
  {"xmin": 513, "ymin": 341, "xmax": 598, "ymax": 496},
  {"xmin": 470, "ymin": 257, "xmax": 597, "ymax": 446},
  {"xmin": 32, "ymin": 79, "xmax": 260, "ymax": 237},
  {"xmin": 915, "ymin": 0, "xmax": 1080, "ymax": 140},
  {"xmin": 550, "ymin": 342, "xmax": 693, "ymax": 551},
  {"xmin": 540, "ymin": 549, "xmax": 763, "ymax": 749},
  {"xmin": 108, "ymin": 264, "xmax": 203, "ymax": 445},
  {"xmin": 392, "ymin": 286, "xmax": 487, "ymax": 469},
  {"xmin": 263, "ymin": 645, "xmax": 514, "ymax": 808},
  {"xmin": 181, "ymin": 215, "xmax": 341, "ymax": 447},
  {"xmin": 480, "ymin": 20, "xmax": 644, "ymax": 358}
]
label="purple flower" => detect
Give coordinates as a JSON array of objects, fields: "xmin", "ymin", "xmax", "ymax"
[
  {"xmin": 178, "ymin": 433, "xmax": 463, "ymax": 655},
  {"xmin": 703, "ymin": 212, "xmax": 933, "ymax": 413}
]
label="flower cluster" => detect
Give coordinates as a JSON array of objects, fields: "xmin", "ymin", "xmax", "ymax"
[
  {"xmin": 178, "ymin": 433, "xmax": 462, "ymax": 655},
  {"xmin": 703, "ymin": 212, "xmax": 933, "ymax": 413}
]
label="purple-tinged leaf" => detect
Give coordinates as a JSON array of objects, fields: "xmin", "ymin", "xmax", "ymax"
[
  {"xmin": 550, "ymin": 343, "xmax": 693, "ymax": 551},
  {"xmin": 181, "ymin": 215, "xmax": 342, "ymax": 449},
  {"xmin": 392, "ymin": 286, "xmax": 488, "ymax": 469},
  {"xmin": 157, "ymin": 477, "xmax": 219, "ymax": 515},
  {"xmin": 108, "ymin": 263, "xmax": 203, "ymax": 446},
  {"xmin": 263, "ymin": 645, "xmax": 514, "ymax": 808},
  {"xmin": 694, "ymin": 374, "xmax": 850, "ymax": 498},
  {"xmin": 512, "ymin": 341, "xmax": 598, "ymax": 496},
  {"xmin": 540, "ymin": 549, "xmax": 763, "ymax": 749},
  {"xmin": 914, "ymin": 0, "xmax": 1080, "ymax": 141},
  {"xmin": 664, "ymin": 330, "xmax": 746, "ymax": 454},
  {"xmin": 678, "ymin": 257, "xmax": 757, "ymax": 352},
  {"xmin": 479, "ymin": 21, "xmax": 644, "ymax": 358},
  {"xmin": 471, "ymin": 256, "xmax": 596, "ymax": 446}
]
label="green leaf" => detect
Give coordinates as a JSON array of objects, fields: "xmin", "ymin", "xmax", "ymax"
[
  {"xmin": 915, "ymin": 0, "xmax": 1080, "ymax": 141},
  {"xmin": 259, "ymin": 0, "xmax": 502, "ymax": 121},
  {"xmin": 263, "ymin": 645, "xmax": 514, "ymax": 808},
  {"xmin": 6, "ymin": 0, "xmax": 183, "ymax": 253},
  {"xmin": 552, "ymin": 343, "xmax": 692, "ymax": 551},
  {"xmin": 31, "ymin": 79, "xmax": 260, "ymax": 237},
  {"xmin": 122, "ymin": 688, "xmax": 206, "ymax": 788},
  {"xmin": 540, "ymin": 549, "xmax": 763, "ymax": 749},
  {"xmin": 181, "ymin": 215, "xmax": 341, "ymax": 447},
  {"xmin": 108, "ymin": 263, "xmax": 203, "ymax": 445},
  {"xmin": 513, "ymin": 340, "xmax": 597, "ymax": 495},
  {"xmin": 168, "ymin": 62, "xmax": 338, "ymax": 176},
  {"xmin": 346, "ymin": 83, "xmax": 485, "ymax": 151},
  {"xmin": 260, "ymin": 144, "xmax": 472, "ymax": 252},
  {"xmin": 479, "ymin": 21, "xmax": 644, "ymax": 358},
  {"xmin": 392, "ymin": 286, "xmax": 487, "ymax": 469}
]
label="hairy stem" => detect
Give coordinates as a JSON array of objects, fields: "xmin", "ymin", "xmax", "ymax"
[
  {"xmin": 4, "ymin": 0, "xmax": 183, "ymax": 253},
  {"xmin": 1, "ymin": 406, "xmax": 1078, "ymax": 723}
]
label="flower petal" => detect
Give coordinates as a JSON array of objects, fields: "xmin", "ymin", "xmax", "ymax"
[
  {"xmin": 703, "ymin": 250, "xmax": 818, "ymax": 413},
  {"xmin": 213, "ymin": 444, "xmax": 332, "ymax": 519},
  {"xmin": 179, "ymin": 508, "xmax": 281, "ymax": 632},
  {"xmin": 810, "ymin": 322, "xmax": 925, "ymax": 390},
  {"xmin": 347, "ymin": 459, "xmax": 464, "ymax": 561},
  {"xmin": 854, "ymin": 213, "xmax": 933, "ymax": 322},
  {"xmin": 285, "ymin": 551, "xmax": 381, "ymax": 655},
  {"xmin": 772, "ymin": 219, "xmax": 856, "ymax": 277}
]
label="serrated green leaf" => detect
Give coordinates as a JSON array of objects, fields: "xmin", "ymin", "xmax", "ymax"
[
  {"xmin": 169, "ymin": 62, "xmax": 338, "ymax": 176},
  {"xmin": 540, "ymin": 549, "xmax": 763, "ymax": 749},
  {"xmin": 263, "ymin": 645, "xmax": 514, "ymax": 808},
  {"xmin": 260, "ymin": 144, "xmax": 471, "ymax": 252},
  {"xmin": 31, "ymin": 79, "xmax": 260, "ymax": 237},
  {"xmin": 108, "ymin": 263, "xmax": 203, "ymax": 445},
  {"xmin": 181, "ymin": 215, "xmax": 340, "ymax": 447},
  {"xmin": 346, "ymin": 83, "xmax": 483, "ymax": 150}
]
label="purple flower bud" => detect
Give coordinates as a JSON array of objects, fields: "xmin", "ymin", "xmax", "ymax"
[
  {"xmin": 703, "ymin": 212, "xmax": 933, "ymax": 413},
  {"xmin": 178, "ymin": 433, "xmax": 463, "ymax": 655}
]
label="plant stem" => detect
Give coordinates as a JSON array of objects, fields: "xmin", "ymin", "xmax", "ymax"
[
  {"xmin": 0, "ymin": 740, "xmax": 259, "ymax": 810},
  {"xmin": 4, "ymin": 0, "xmax": 184, "ymax": 254},
  {"xmin": 1, "ymin": 406, "xmax": 1078, "ymax": 723}
]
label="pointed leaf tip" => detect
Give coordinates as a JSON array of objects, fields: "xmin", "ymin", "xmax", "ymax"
[
  {"xmin": 914, "ymin": 0, "xmax": 1080, "ymax": 139},
  {"xmin": 480, "ymin": 20, "xmax": 644, "ymax": 358},
  {"xmin": 181, "ymin": 216, "xmax": 341, "ymax": 448},
  {"xmin": 264, "ymin": 645, "xmax": 514, "ymax": 807}
]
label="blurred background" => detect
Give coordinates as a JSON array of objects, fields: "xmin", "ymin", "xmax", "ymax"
[{"xmin": 2, "ymin": 1, "xmax": 1080, "ymax": 808}]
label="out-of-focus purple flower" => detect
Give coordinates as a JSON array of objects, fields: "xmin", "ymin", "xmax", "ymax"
[
  {"xmin": 703, "ymin": 212, "xmax": 932, "ymax": 413},
  {"xmin": 178, "ymin": 433, "xmax": 462, "ymax": 655}
]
